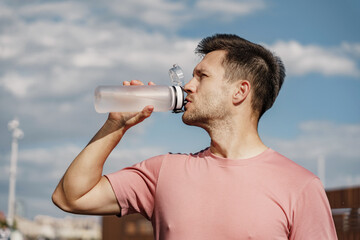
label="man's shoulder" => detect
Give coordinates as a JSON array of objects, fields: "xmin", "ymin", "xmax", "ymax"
[{"xmin": 267, "ymin": 149, "xmax": 318, "ymax": 183}]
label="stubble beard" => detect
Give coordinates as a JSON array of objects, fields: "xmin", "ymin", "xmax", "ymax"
[{"xmin": 182, "ymin": 93, "xmax": 229, "ymax": 130}]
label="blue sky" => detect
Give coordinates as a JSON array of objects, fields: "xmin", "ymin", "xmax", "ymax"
[{"xmin": 0, "ymin": 0, "xmax": 359, "ymax": 219}]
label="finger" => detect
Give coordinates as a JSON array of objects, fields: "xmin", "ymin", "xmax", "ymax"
[
  {"xmin": 143, "ymin": 105, "xmax": 154, "ymax": 117},
  {"xmin": 148, "ymin": 81, "xmax": 156, "ymax": 86},
  {"xmin": 123, "ymin": 81, "xmax": 130, "ymax": 86},
  {"xmin": 137, "ymin": 105, "xmax": 154, "ymax": 120},
  {"xmin": 130, "ymin": 80, "xmax": 144, "ymax": 85}
]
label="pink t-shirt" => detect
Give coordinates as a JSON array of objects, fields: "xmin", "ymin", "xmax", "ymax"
[{"xmin": 106, "ymin": 148, "xmax": 337, "ymax": 240}]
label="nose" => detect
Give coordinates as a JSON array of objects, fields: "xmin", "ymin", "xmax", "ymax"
[{"xmin": 184, "ymin": 78, "xmax": 196, "ymax": 94}]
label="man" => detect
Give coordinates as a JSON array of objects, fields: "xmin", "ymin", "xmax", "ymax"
[{"xmin": 52, "ymin": 34, "xmax": 337, "ymax": 239}]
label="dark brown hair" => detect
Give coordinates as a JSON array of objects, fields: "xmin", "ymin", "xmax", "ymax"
[{"xmin": 195, "ymin": 34, "xmax": 285, "ymax": 119}]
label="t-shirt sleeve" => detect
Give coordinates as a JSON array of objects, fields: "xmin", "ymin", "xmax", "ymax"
[
  {"xmin": 105, "ymin": 155, "xmax": 164, "ymax": 220},
  {"xmin": 289, "ymin": 177, "xmax": 337, "ymax": 240}
]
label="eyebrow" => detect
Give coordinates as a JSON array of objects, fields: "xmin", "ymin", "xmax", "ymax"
[{"xmin": 192, "ymin": 68, "xmax": 208, "ymax": 77}]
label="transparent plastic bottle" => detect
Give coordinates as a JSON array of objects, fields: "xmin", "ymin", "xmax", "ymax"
[
  {"xmin": 94, "ymin": 64, "xmax": 185, "ymax": 113},
  {"xmin": 94, "ymin": 85, "xmax": 184, "ymax": 113}
]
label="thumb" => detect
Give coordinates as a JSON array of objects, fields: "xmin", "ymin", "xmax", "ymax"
[{"xmin": 125, "ymin": 106, "xmax": 154, "ymax": 128}]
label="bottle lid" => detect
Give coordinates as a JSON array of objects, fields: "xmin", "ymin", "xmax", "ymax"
[{"xmin": 169, "ymin": 64, "xmax": 184, "ymax": 86}]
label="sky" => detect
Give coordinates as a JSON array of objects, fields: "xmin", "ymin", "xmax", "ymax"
[{"xmin": 0, "ymin": 0, "xmax": 359, "ymax": 220}]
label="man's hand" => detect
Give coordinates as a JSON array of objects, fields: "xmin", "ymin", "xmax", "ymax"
[{"xmin": 107, "ymin": 80, "xmax": 156, "ymax": 131}]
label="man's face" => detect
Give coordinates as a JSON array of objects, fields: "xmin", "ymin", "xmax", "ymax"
[{"xmin": 182, "ymin": 50, "xmax": 232, "ymax": 127}]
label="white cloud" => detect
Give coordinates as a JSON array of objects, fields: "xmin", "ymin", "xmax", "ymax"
[
  {"xmin": 0, "ymin": 0, "xmax": 266, "ymax": 101},
  {"xmin": 268, "ymin": 40, "xmax": 360, "ymax": 77},
  {"xmin": 18, "ymin": 1, "xmax": 88, "ymax": 22},
  {"xmin": 0, "ymin": 35, "xmax": 25, "ymax": 59},
  {"xmin": 196, "ymin": 0, "xmax": 265, "ymax": 16},
  {"xmin": 109, "ymin": 0, "xmax": 187, "ymax": 29},
  {"xmin": 0, "ymin": 72, "xmax": 36, "ymax": 98},
  {"xmin": 19, "ymin": 145, "xmax": 81, "ymax": 165},
  {"xmin": 341, "ymin": 42, "xmax": 360, "ymax": 57},
  {"xmin": 0, "ymin": 9, "xmax": 198, "ymax": 99},
  {"xmin": 72, "ymin": 48, "xmax": 115, "ymax": 68},
  {"xmin": 107, "ymin": 0, "xmax": 265, "ymax": 29},
  {"xmin": 269, "ymin": 121, "xmax": 360, "ymax": 160},
  {"xmin": 0, "ymin": 2, "xmax": 13, "ymax": 19}
]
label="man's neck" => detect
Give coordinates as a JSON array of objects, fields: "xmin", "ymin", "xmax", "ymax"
[{"xmin": 207, "ymin": 117, "xmax": 267, "ymax": 160}]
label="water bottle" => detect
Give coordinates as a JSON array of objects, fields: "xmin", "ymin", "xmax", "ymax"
[{"xmin": 94, "ymin": 64, "xmax": 186, "ymax": 113}]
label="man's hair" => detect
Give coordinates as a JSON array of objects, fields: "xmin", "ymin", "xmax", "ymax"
[{"xmin": 195, "ymin": 34, "xmax": 285, "ymax": 119}]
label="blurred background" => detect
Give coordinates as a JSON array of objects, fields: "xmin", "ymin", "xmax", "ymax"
[{"xmin": 0, "ymin": 0, "xmax": 359, "ymax": 239}]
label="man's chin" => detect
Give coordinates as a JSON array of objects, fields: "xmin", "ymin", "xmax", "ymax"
[
  {"xmin": 182, "ymin": 112, "xmax": 194, "ymax": 126},
  {"xmin": 182, "ymin": 112, "xmax": 202, "ymax": 127}
]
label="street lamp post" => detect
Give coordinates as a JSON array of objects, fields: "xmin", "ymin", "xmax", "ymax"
[
  {"xmin": 317, "ymin": 155, "xmax": 326, "ymax": 188},
  {"xmin": 7, "ymin": 118, "xmax": 24, "ymax": 228}
]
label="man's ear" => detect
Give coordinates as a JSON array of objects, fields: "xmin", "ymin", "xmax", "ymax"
[{"xmin": 232, "ymin": 80, "xmax": 251, "ymax": 105}]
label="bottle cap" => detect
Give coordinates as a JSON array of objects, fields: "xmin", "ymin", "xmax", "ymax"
[{"xmin": 169, "ymin": 64, "xmax": 184, "ymax": 86}]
